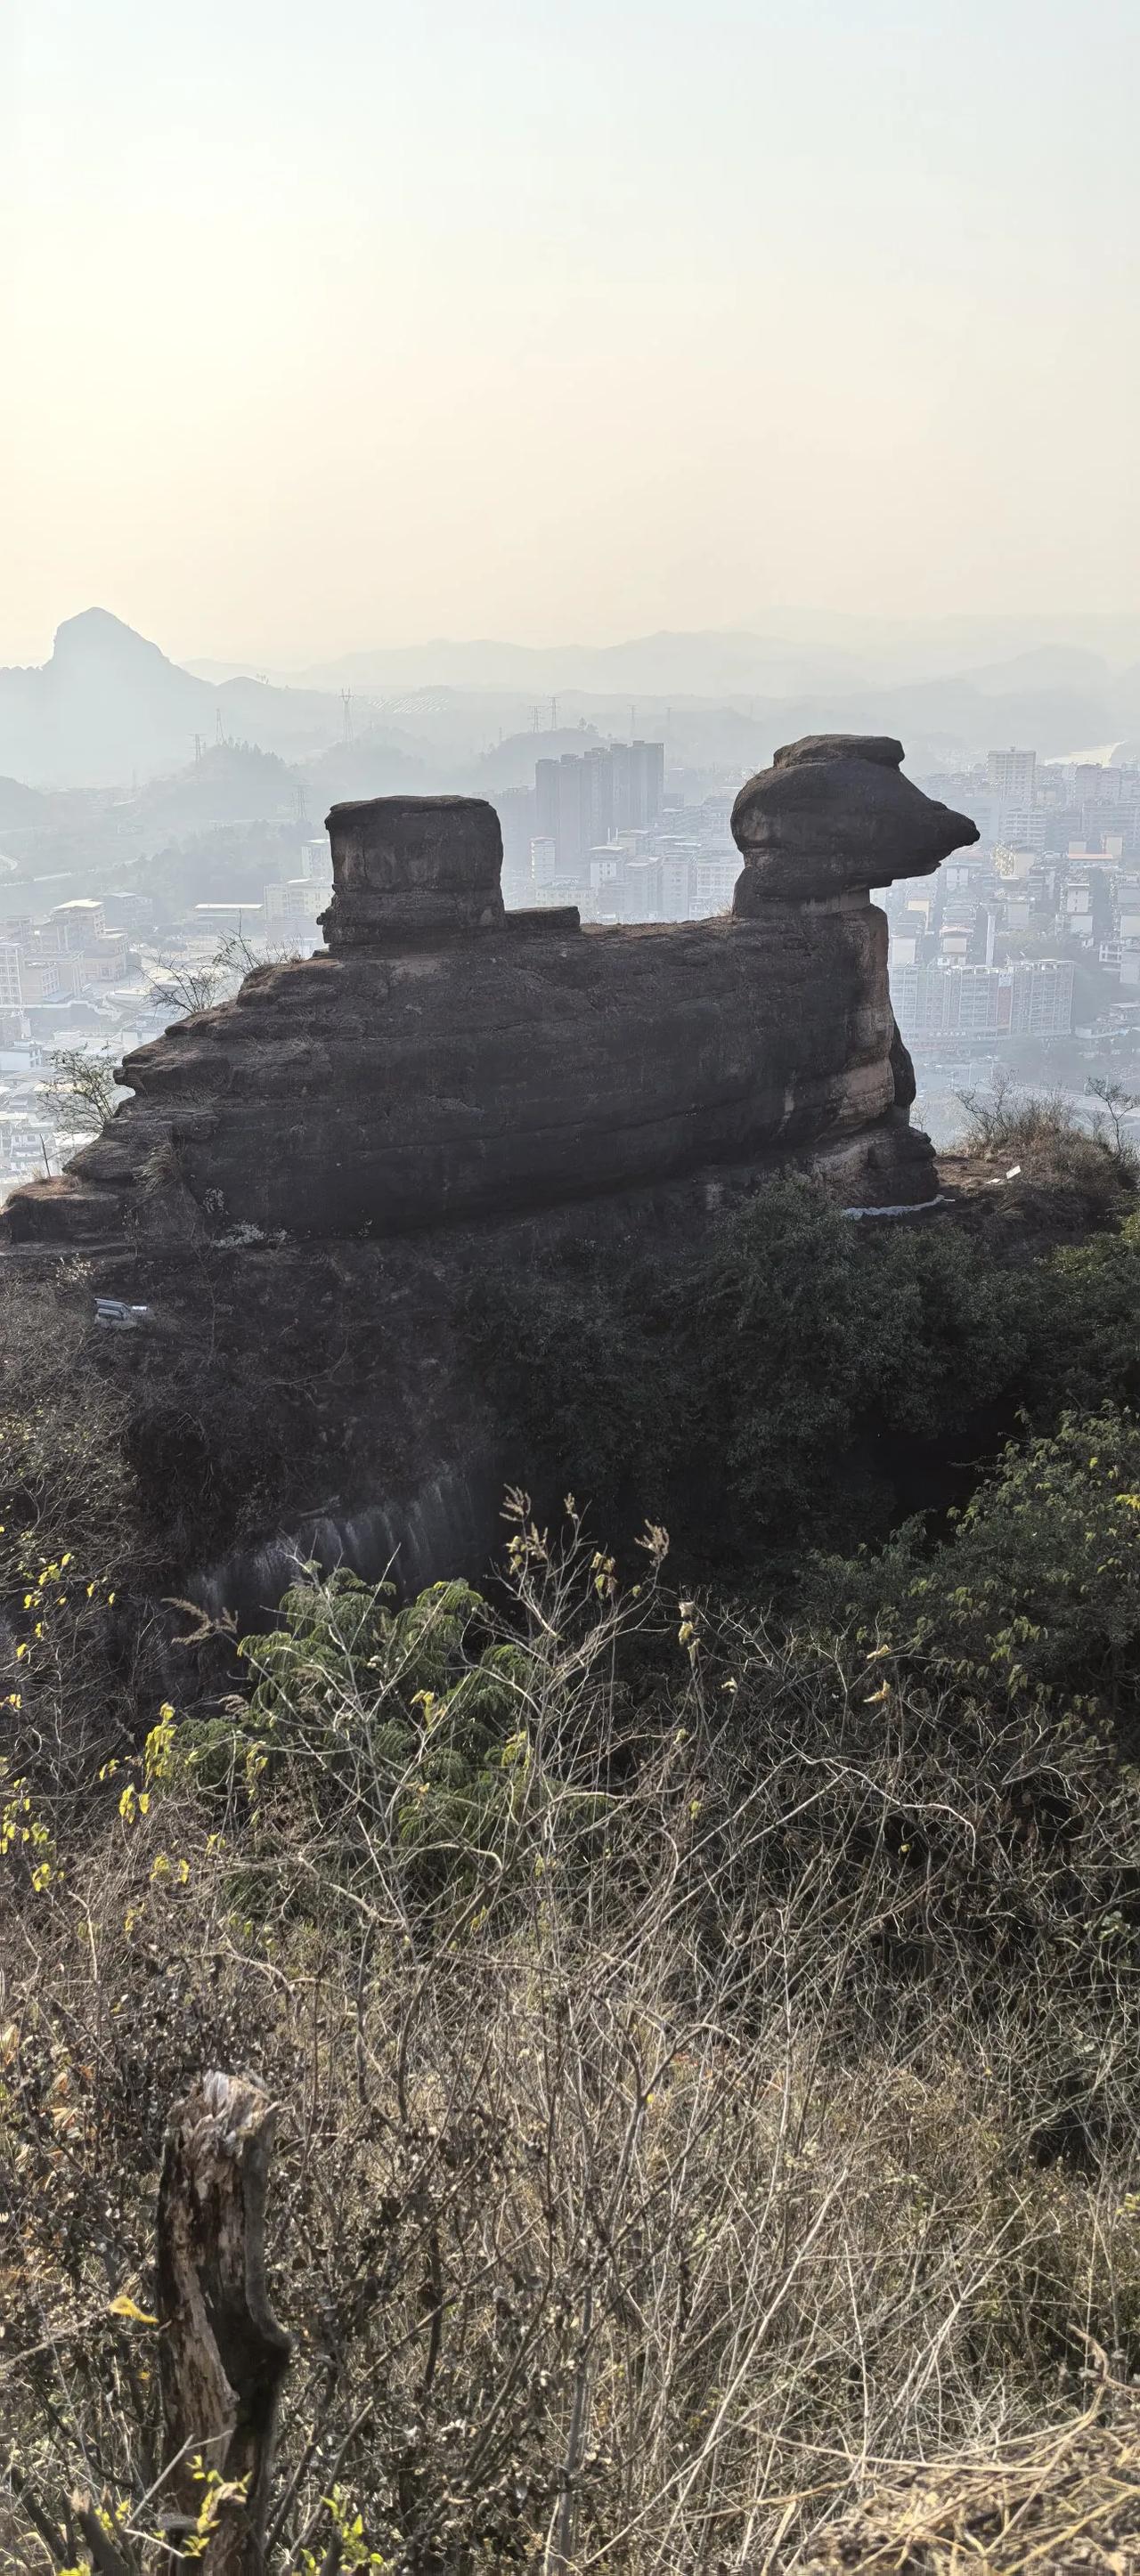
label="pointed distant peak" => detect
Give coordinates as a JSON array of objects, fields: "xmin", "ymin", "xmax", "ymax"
[{"xmin": 52, "ymin": 607, "xmax": 177, "ymax": 670}]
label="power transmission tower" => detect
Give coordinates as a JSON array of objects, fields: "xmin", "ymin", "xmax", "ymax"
[
  {"xmin": 531, "ymin": 704, "xmax": 544, "ymax": 732},
  {"xmin": 216, "ymin": 708, "xmax": 224, "ymax": 745},
  {"xmin": 550, "ymin": 696, "xmax": 558, "ymax": 732},
  {"xmin": 341, "ymin": 688, "xmax": 354, "ymax": 744}
]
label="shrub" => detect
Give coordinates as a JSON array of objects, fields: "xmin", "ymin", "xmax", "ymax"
[
  {"xmin": 464, "ymin": 1244, "xmax": 679, "ymax": 1506},
  {"xmin": 469, "ymin": 1179, "xmax": 1076, "ymax": 1555},
  {"xmin": 816, "ymin": 1404, "xmax": 1140, "ymax": 1727},
  {"xmin": 470, "ymin": 1173, "xmax": 1140, "ymax": 1572},
  {"xmin": 1028, "ymin": 1214, "xmax": 1140, "ymax": 1422},
  {"xmin": 211, "ymin": 1564, "xmax": 554, "ymax": 1913}
]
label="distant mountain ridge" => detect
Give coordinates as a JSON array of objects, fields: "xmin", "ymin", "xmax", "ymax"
[
  {"xmin": 281, "ymin": 616, "xmax": 1140, "ymax": 699},
  {"xmin": 6, "ymin": 606, "xmax": 1140, "ymax": 792}
]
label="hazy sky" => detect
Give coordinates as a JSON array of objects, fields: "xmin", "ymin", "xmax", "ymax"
[{"xmin": 2, "ymin": 0, "xmax": 1137, "ymax": 667}]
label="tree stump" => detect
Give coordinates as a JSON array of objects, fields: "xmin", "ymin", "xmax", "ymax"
[{"xmin": 157, "ymin": 2072, "xmax": 291, "ymax": 2574}]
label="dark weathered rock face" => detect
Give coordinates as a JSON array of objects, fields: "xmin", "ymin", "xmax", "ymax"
[
  {"xmin": 732, "ymin": 735, "xmax": 979, "ymax": 906},
  {"xmin": 3, "ymin": 736, "xmax": 978, "ymax": 1247},
  {"xmin": 322, "ymin": 793, "xmax": 507, "ymax": 947}
]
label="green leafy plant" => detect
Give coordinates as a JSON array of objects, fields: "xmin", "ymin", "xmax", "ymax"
[{"xmin": 816, "ymin": 1403, "xmax": 1140, "ymax": 1725}]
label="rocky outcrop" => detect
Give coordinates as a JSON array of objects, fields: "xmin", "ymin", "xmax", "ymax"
[
  {"xmin": 731, "ymin": 734, "xmax": 976, "ymax": 905},
  {"xmin": 3, "ymin": 738, "xmax": 977, "ymax": 1247},
  {"xmin": 322, "ymin": 793, "xmax": 507, "ymax": 945}
]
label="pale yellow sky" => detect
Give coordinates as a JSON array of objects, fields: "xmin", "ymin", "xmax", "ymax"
[{"xmin": 2, "ymin": 0, "xmax": 1137, "ymax": 668}]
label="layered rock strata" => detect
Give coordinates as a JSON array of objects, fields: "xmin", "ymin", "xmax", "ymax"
[{"xmin": 3, "ymin": 742, "xmax": 978, "ymax": 1247}]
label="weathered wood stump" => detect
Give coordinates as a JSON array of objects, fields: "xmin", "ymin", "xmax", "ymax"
[{"xmin": 157, "ymin": 2072, "xmax": 291, "ymax": 2574}]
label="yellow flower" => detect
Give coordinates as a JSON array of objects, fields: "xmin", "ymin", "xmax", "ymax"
[{"xmin": 108, "ymin": 2293, "xmax": 158, "ymax": 2326}]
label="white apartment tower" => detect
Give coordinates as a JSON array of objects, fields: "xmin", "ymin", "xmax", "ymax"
[{"xmin": 987, "ymin": 747, "xmax": 1038, "ymax": 805}]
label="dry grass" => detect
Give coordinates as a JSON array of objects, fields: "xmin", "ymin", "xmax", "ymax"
[
  {"xmin": 3, "ymin": 1510, "xmax": 1140, "ymax": 2570},
  {"xmin": 952, "ymin": 1078, "xmax": 1136, "ymax": 1219},
  {"xmin": 804, "ymin": 2373, "xmax": 1140, "ymax": 2571}
]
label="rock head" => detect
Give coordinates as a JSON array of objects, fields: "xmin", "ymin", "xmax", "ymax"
[{"xmin": 731, "ymin": 733, "xmax": 980, "ymax": 909}]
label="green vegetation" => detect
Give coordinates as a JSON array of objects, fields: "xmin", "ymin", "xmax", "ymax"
[
  {"xmin": 818, "ymin": 1405, "xmax": 1140, "ymax": 1724},
  {"xmin": 4, "ymin": 1126, "xmax": 1140, "ymax": 2567},
  {"xmin": 469, "ymin": 1167, "xmax": 1140, "ymax": 1557}
]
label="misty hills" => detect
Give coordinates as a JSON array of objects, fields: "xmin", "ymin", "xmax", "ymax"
[
  {"xmin": 0, "ymin": 776, "xmax": 49, "ymax": 829},
  {"xmin": 8, "ymin": 607, "xmax": 1140, "ymax": 795},
  {"xmin": 263, "ymin": 616, "xmax": 1140, "ymax": 702},
  {"xmin": 0, "ymin": 610, "xmax": 347, "ymax": 790},
  {"xmin": 289, "ymin": 631, "xmax": 875, "ymax": 700}
]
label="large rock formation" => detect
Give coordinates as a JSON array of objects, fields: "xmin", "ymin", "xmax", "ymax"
[
  {"xmin": 3, "ymin": 738, "xmax": 977, "ymax": 1247},
  {"xmin": 731, "ymin": 734, "xmax": 976, "ymax": 903}
]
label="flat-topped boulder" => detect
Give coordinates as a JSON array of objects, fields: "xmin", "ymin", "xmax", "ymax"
[
  {"xmin": 322, "ymin": 793, "xmax": 507, "ymax": 947},
  {"xmin": 2, "ymin": 737, "xmax": 979, "ymax": 1247}
]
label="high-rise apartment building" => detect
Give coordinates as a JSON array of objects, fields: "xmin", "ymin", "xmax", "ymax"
[
  {"xmin": 1074, "ymin": 764, "xmax": 1122, "ymax": 807},
  {"xmin": 263, "ymin": 879, "xmax": 326, "ymax": 930},
  {"xmin": 609, "ymin": 740, "xmax": 665, "ymax": 832},
  {"xmin": 534, "ymin": 742, "xmax": 664, "ymax": 875},
  {"xmin": 987, "ymin": 748, "xmax": 1038, "ymax": 805},
  {"xmin": 534, "ymin": 755, "xmax": 587, "ymax": 873},
  {"xmin": 50, "ymin": 898, "xmax": 107, "ymax": 951},
  {"xmin": 893, "ymin": 955, "xmax": 1073, "ymax": 1042},
  {"xmin": 993, "ymin": 804, "xmax": 1046, "ymax": 852},
  {"xmin": 691, "ymin": 853, "xmax": 741, "ymax": 917},
  {"xmin": 298, "ymin": 839, "xmax": 333, "ymax": 882}
]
